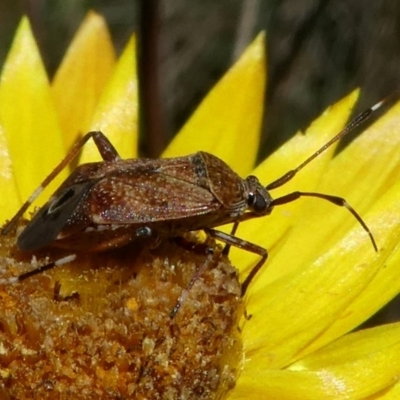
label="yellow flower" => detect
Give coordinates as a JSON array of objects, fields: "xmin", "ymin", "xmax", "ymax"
[{"xmin": 0, "ymin": 11, "xmax": 400, "ymax": 400}]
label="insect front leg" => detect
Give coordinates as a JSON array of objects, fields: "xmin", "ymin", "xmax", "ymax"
[
  {"xmin": 221, "ymin": 221, "xmax": 240, "ymax": 256},
  {"xmin": 1, "ymin": 131, "xmax": 120, "ymax": 236},
  {"xmin": 205, "ymin": 228, "xmax": 268, "ymax": 295}
]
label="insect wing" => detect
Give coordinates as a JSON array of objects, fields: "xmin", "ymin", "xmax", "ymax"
[
  {"xmin": 18, "ymin": 181, "xmax": 94, "ymax": 251},
  {"xmin": 88, "ymin": 168, "xmax": 220, "ymax": 224}
]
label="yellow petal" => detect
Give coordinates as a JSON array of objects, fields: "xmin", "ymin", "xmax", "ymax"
[
  {"xmin": 231, "ymin": 93, "xmax": 400, "ymax": 380},
  {"xmin": 229, "ymin": 90, "xmax": 359, "ymax": 279},
  {"xmin": 239, "ymin": 179, "xmax": 400, "ymax": 371},
  {"xmin": 367, "ymin": 379, "xmax": 400, "ymax": 399},
  {"xmin": 0, "ymin": 122, "xmax": 20, "ymax": 220},
  {"xmin": 79, "ymin": 35, "xmax": 138, "ymax": 163},
  {"xmin": 291, "ymin": 323, "xmax": 400, "ymax": 399},
  {"xmin": 270, "ymin": 99, "xmax": 400, "ymax": 355},
  {"xmin": 279, "ymin": 99, "xmax": 400, "ymax": 274},
  {"xmin": 52, "ymin": 11, "xmax": 116, "ymax": 150},
  {"xmin": 295, "ymin": 322, "xmax": 400, "ymax": 370},
  {"xmin": 163, "ymin": 32, "xmax": 266, "ymax": 176},
  {"xmin": 240, "ymin": 223, "xmax": 381, "ymax": 371},
  {"xmin": 230, "ymin": 323, "xmax": 400, "ymax": 399},
  {"xmin": 0, "ymin": 17, "xmax": 66, "ymax": 206},
  {"xmin": 296, "ymin": 176, "xmax": 400, "ymax": 357}
]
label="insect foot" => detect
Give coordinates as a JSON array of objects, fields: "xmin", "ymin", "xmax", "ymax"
[{"xmin": 0, "ymin": 227, "xmax": 243, "ymax": 400}]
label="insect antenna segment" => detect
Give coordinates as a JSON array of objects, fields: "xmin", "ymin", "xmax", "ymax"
[
  {"xmin": 264, "ymin": 95, "xmax": 394, "ymax": 252},
  {"xmin": 267, "ymin": 96, "xmax": 391, "ymax": 191}
]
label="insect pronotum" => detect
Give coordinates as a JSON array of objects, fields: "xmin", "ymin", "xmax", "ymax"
[{"xmin": 1, "ymin": 96, "xmax": 386, "ymax": 313}]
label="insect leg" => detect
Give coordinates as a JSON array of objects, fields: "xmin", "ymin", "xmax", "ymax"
[
  {"xmin": 0, "ymin": 254, "xmax": 76, "ymax": 285},
  {"xmin": 1, "ymin": 131, "xmax": 120, "ymax": 236},
  {"xmin": 170, "ymin": 247, "xmax": 217, "ymax": 318},
  {"xmin": 222, "ymin": 221, "xmax": 240, "ymax": 256},
  {"xmin": 205, "ymin": 229, "xmax": 268, "ymax": 295},
  {"xmin": 174, "ymin": 236, "xmax": 210, "ymax": 254},
  {"xmin": 271, "ymin": 191, "xmax": 378, "ymax": 251}
]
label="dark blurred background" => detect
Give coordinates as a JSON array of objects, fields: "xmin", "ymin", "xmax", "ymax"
[
  {"xmin": 0, "ymin": 0, "xmax": 399, "ymax": 324},
  {"xmin": 1, "ymin": 0, "xmax": 399, "ymax": 158}
]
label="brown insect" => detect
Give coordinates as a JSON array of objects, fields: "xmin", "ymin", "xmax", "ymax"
[{"xmin": 1, "ymin": 98, "xmax": 385, "ymax": 310}]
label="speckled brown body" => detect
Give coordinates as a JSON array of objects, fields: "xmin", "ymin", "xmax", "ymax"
[
  {"xmin": 17, "ymin": 148, "xmax": 272, "ymax": 253},
  {"xmin": 6, "ymin": 119, "xmax": 376, "ymax": 293}
]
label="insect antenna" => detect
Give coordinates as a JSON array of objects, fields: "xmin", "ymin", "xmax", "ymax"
[
  {"xmin": 270, "ymin": 191, "xmax": 378, "ymax": 251},
  {"xmin": 263, "ymin": 94, "xmax": 397, "ymax": 252},
  {"xmin": 266, "ymin": 96, "xmax": 392, "ymax": 191}
]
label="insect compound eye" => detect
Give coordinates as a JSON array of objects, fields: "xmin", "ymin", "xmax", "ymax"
[
  {"xmin": 245, "ymin": 175, "xmax": 271, "ymax": 215},
  {"xmin": 247, "ymin": 192, "xmax": 268, "ymax": 214}
]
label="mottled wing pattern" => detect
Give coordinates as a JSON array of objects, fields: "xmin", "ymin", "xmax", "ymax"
[{"xmin": 89, "ymin": 163, "xmax": 220, "ymax": 224}]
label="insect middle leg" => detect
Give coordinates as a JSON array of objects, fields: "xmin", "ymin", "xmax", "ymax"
[
  {"xmin": 205, "ymin": 228, "xmax": 268, "ymax": 295},
  {"xmin": 221, "ymin": 221, "xmax": 240, "ymax": 256}
]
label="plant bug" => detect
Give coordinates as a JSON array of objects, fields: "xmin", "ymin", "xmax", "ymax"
[{"xmin": 0, "ymin": 96, "xmax": 386, "ymax": 309}]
